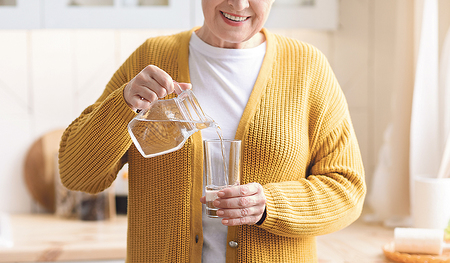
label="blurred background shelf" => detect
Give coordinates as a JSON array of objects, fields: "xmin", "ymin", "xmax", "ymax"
[{"xmin": 0, "ymin": 0, "xmax": 339, "ymax": 30}]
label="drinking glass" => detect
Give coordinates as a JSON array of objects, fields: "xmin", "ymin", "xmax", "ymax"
[{"xmin": 204, "ymin": 139, "xmax": 241, "ymax": 218}]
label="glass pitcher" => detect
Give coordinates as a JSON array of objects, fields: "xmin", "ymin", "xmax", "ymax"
[{"xmin": 128, "ymin": 88, "xmax": 215, "ymax": 158}]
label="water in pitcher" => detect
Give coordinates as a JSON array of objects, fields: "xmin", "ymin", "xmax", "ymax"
[
  {"xmin": 127, "ymin": 88, "xmax": 228, "ymax": 160},
  {"xmin": 129, "ymin": 118, "xmax": 216, "ymax": 158}
]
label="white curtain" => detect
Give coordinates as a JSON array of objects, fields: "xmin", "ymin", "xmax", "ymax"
[
  {"xmin": 367, "ymin": 0, "xmax": 450, "ymax": 227},
  {"xmin": 409, "ymin": 0, "xmax": 440, "ymax": 182},
  {"xmin": 366, "ymin": 0, "xmax": 415, "ymax": 227},
  {"xmin": 438, "ymin": 24, "xmax": 450, "ymax": 177}
]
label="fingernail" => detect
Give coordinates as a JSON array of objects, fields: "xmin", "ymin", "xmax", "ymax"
[
  {"xmin": 217, "ymin": 191, "xmax": 225, "ymax": 197},
  {"xmin": 222, "ymin": 219, "xmax": 228, "ymax": 225},
  {"xmin": 214, "ymin": 200, "xmax": 220, "ymax": 207},
  {"xmin": 217, "ymin": 210, "xmax": 224, "ymax": 216}
]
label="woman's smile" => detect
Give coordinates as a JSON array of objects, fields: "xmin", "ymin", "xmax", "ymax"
[{"xmin": 220, "ymin": 11, "xmax": 250, "ymax": 24}]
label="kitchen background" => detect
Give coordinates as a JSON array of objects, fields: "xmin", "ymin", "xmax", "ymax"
[{"xmin": 1, "ymin": 0, "xmax": 450, "ymax": 215}]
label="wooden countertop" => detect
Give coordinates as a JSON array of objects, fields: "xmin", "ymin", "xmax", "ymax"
[
  {"xmin": 0, "ymin": 213, "xmax": 396, "ymax": 262},
  {"xmin": 0, "ymin": 214, "xmax": 127, "ymax": 262},
  {"xmin": 317, "ymin": 218, "xmax": 395, "ymax": 262}
]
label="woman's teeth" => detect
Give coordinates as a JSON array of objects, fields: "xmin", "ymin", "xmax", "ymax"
[{"xmin": 221, "ymin": 12, "xmax": 248, "ymax": 22}]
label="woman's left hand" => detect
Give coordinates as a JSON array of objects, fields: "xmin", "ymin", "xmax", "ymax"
[{"xmin": 200, "ymin": 182, "xmax": 266, "ymax": 226}]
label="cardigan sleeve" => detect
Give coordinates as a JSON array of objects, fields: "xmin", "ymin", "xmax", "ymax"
[
  {"xmin": 260, "ymin": 116, "xmax": 366, "ymax": 237},
  {"xmin": 258, "ymin": 45, "xmax": 366, "ymax": 238},
  {"xmin": 58, "ymin": 43, "xmax": 146, "ymax": 194}
]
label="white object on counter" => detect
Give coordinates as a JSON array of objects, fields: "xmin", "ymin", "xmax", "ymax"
[
  {"xmin": 394, "ymin": 227, "xmax": 449, "ymax": 255},
  {"xmin": 0, "ymin": 212, "xmax": 13, "ymax": 248},
  {"xmin": 412, "ymin": 176, "xmax": 450, "ymax": 229}
]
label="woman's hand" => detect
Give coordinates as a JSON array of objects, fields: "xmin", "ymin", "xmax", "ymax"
[
  {"xmin": 123, "ymin": 65, "xmax": 192, "ymax": 112},
  {"xmin": 200, "ymin": 182, "xmax": 267, "ymax": 226}
]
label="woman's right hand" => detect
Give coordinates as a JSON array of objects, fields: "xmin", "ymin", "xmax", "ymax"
[{"xmin": 123, "ymin": 65, "xmax": 192, "ymax": 112}]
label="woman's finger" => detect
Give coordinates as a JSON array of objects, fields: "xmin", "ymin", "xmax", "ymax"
[
  {"xmin": 175, "ymin": 82, "xmax": 192, "ymax": 94},
  {"xmin": 218, "ymin": 183, "xmax": 262, "ymax": 198},
  {"xmin": 124, "ymin": 65, "xmax": 173, "ymax": 109},
  {"xmin": 216, "ymin": 204, "xmax": 264, "ymax": 219},
  {"xmin": 221, "ymin": 215, "xmax": 263, "ymax": 226},
  {"xmin": 140, "ymin": 65, "xmax": 174, "ymax": 96},
  {"xmin": 214, "ymin": 195, "xmax": 261, "ymax": 209}
]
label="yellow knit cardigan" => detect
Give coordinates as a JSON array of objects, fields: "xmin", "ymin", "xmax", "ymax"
[{"xmin": 59, "ymin": 28, "xmax": 366, "ymax": 263}]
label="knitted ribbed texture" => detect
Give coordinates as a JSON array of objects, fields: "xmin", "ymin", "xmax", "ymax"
[{"xmin": 59, "ymin": 28, "xmax": 366, "ymax": 263}]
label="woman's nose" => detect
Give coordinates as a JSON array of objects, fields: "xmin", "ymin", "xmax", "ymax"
[{"xmin": 227, "ymin": 0, "xmax": 249, "ymax": 11}]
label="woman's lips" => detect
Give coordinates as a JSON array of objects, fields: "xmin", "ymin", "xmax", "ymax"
[{"xmin": 220, "ymin": 11, "xmax": 250, "ymax": 23}]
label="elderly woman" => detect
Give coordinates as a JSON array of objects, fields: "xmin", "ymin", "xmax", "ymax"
[{"xmin": 58, "ymin": 0, "xmax": 366, "ymax": 262}]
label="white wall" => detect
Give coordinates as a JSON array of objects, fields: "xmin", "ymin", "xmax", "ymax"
[
  {"xmin": 1, "ymin": 0, "xmax": 448, "ymax": 213},
  {"xmin": 0, "ymin": 29, "xmax": 181, "ymax": 213}
]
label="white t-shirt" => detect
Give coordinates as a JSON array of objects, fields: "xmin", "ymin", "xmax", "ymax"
[{"xmin": 188, "ymin": 32, "xmax": 266, "ymax": 262}]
